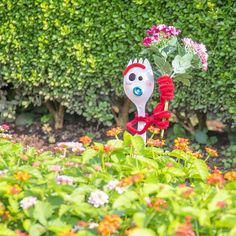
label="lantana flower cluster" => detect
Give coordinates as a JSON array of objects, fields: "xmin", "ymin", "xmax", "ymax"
[
  {"xmin": 98, "ymin": 215, "xmax": 121, "ymax": 236},
  {"xmin": 88, "ymin": 190, "xmax": 109, "ymax": 208},
  {"xmin": 143, "ymin": 24, "xmax": 181, "ymax": 46}
]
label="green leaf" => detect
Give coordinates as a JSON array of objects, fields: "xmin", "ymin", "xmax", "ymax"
[
  {"xmin": 135, "ymin": 155, "xmax": 159, "ymax": 169},
  {"xmin": 33, "ymin": 201, "xmax": 53, "ymax": 226},
  {"xmin": 29, "ymin": 224, "xmax": 46, "ymax": 236},
  {"xmin": 123, "ymin": 131, "xmax": 132, "ymax": 146},
  {"xmin": 129, "ymin": 228, "xmax": 157, "ymax": 236},
  {"xmin": 208, "ymin": 190, "xmax": 229, "ymax": 212},
  {"xmin": 153, "ymin": 55, "xmax": 172, "ymax": 75},
  {"xmin": 216, "ymin": 215, "xmax": 236, "ymax": 228},
  {"xmin": 82, "ymin": 148, "xmax": 98, "ymax": 162},
  {"xmin": 190, "ymin": 158, "xmax": 209, "ymax": 180},
  {"xmin": 113, "ymin": 191, "xmax": 138, "ymax": 209},
  {"xmin": 195, "ymin": 129, "xmax": 208, "ymax": 144},
  {"xmin": 172, "ymin": 54, "xmax": 193, "ymax": 74},
  {"xmin": 133, "ymin": 212, "xmax": 146, "ymax": 227},
  {"xmin": 107, "ymin": 139, "xmax": 123, "ymax": 148},
  {"xmin": 131, "ymin": 135, "xmax": 144, "ymax": 152},
  {"xmin": 15, "ymin": 113, "xmax": 35, "ymax": 126},
  {"xmin": 167, "ymin": 167, "xmax": 186, "ymax": 177},
  {"xmin": 0, "ymin": 224, "xmax": 17, "ymax": 236},
  {"xmin": 143, "ymin": 183, "xmax": 160, "ymax": 195},
  {"xmin": 174, "ymin": 74, "xmax": 192, "ymax": 86}
]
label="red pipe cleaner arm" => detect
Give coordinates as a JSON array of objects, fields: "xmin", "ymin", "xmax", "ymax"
[
  {"xmin": 153, "ymin": 75, "xmax": 175, "ymax": 129},
  {"xmin": 126, "ymin": 75, "xmax": 174, "ymax": 135}
]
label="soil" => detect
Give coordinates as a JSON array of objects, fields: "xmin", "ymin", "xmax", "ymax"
[{"xmin": 4, "ymin": 120, "xmax": 236, "ymax": 172}]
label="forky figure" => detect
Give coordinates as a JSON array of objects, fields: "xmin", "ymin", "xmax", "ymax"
[{"xmin": 123, "ymin": 58, "xmax": 174, "ymax": 142}]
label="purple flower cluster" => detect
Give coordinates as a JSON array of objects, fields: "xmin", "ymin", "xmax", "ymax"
[
  {"xmin": 56, "ymin": 175, "xmax": 74, "ymax": 185},
  {"xmin": 20, "ymin": 196, "xmax": 37, "ymax": 209},
  {"xmin": 182, "ymin": 38, "xmax": 208, "ymax": 71},
  {"xmin": 143, "ymin": 24, "xmax": 181, "ymax": 47},
  {"xmin": 88, "ymin": 190, "xmax": 109, "ymax": 208}
]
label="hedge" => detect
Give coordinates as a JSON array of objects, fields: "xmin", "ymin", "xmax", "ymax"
[{"xmin": 0, "ymin": 0, "xmax": 235, "ymax": 128}]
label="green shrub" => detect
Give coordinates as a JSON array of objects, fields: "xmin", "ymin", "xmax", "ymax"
[
  {"xmin": 0, "ymin": 133, "xmax": 236, "ymax": 235},
  {"xmin": 0, "ymin": 0, "xmax": 235, "ymax": 128}
]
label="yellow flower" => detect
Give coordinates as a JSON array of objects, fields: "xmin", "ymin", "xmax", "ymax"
[
  {"xmin": 15, "ymin": 171, "xmax": 31, "ymax": 181},
  {"xmin": 205, "ymin": 147, "xmax": 218, "ymax": 157},
  {"xmin": 174, "ymin": 138, "xmax": 189, "ymax": 151},
  {"xmin": 148, "ymin": 126, "xmax": 160, "ymax": 134},
  {"xmin": 147, "ymin": 138, "xmax": 165, "ymax": 147},
  {"xmin": 106, "ymin": 127, "xmax": 122, "ymax": 137},
  {"xmin": 224, "ymin": 171, "xmax": 236, "ymax": 181}
]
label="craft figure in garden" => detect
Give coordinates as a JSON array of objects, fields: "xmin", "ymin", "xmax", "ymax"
[{"xmin": 123, "ymin": 24, "xmax": 208, "ymax": 142}]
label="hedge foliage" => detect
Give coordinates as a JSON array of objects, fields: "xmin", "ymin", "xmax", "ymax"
[{"xmin": 0, "ymin": 0, "xmax": 235, "ymax": 127}]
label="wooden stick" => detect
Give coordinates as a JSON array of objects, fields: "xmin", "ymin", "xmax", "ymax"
[{"xmin": 160, "ymin": 101, "xmax": 169, "ymax": 139}]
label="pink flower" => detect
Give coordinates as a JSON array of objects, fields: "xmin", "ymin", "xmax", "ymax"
[
  {"xmin": 143, "ymin": 37, "xmax": 154, "ymax": 47},
  {"xmin": 105, "ymin": 162, "xmax": 112, "ymax": 167},
  {"xmin": 15, "ymin": 230, "xmax": 28, "ymax": 236},
  {"xmin": 0, "ymin": 124, "xmax": 10, "ymax": 132},
  {"xmin": 182, "ymin": 38, "xmax": 208, "ymax": 71},
  {"xmin": 94, "ymin": 165, "xmax": 102, "ymax": 171},
  {"xmin": 106, "ymin": 180, "xmax": 126, "ymax": 194},
  {"xmin": 146, "ymin": 24, "xmax": 181, "ymax": 37},
  {"xmin": 49, "ymin": 165, "xmax": 61, "ymax": 172}
]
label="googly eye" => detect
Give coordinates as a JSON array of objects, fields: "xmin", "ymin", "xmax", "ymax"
[
  {"xmin": 138, "ymin": 76, "xmax": 143, "ymax": 81},
  {"xmin": 129, "ymin": 73, "xmax": 136, "ymax": 81}
]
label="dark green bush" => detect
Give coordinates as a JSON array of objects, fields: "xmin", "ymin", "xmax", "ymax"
[{"xmin": 0, "ymin": 0, "xmax": 235, "ymax": 128}]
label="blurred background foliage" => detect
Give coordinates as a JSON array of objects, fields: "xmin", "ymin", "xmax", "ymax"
[{"xmin": 0, "ymin": 0, "xmax": 235, "ymax": 137}]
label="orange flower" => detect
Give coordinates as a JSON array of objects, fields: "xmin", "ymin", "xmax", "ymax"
[
  {"xmin": 224, "ymin": 170, "xmax": 236, "ymax": 181},
  {"xmin": 118, "ymin": 176, "xmax": 133, "ymax": 187},
  {"xmin": 148, "ymin": 126, "xmax": 160, "ymax": 134},
  {"xmin": 205, "ymin": 147, "xmax": 218, "ymax": 157},
  {"xmin": 60, "ymin": 232, "xmax": 76, "ymax": 236},
  {"xmin": 79, "ymin": 136, "xmax": 92, "ymax": 145},
  {"xmin": 8, "ymin": 184, "xmax": 22, "ymax": 195},
  {"xmin": 207, "ymin": 167, "xmax": 225, "ymax": 188},
  {"xmin": 106, "ymin": 127, "xmax": 122, "ymax": 137},
  {"xmin": 118, "ymin": 173, "xmax": 144, "ymax": 187},
  {"xmin": 98, "ymin": 215, "xmax": 121, "ymax": 236},
  {"xmin": 15, "ymin": 171, "xmax": 31, "ymax": 181},
  {"xmin": 147, "ymin": 138, "xmax": 165, "ymax": 147},
  {"xmin": 187, "ymin": 150, "xmax": 203, "ymax": 159},
  {"xmin": 147, "ymin": 197, "xmax": 168, "ymax": 211},
  {"xmin": 179, "ymin": 184, "xmax": 194, "ymax": 198},
  {"xmin": 91, "ymin": 144, "xmax": 100, "ymax": 151},
  {"xmin": 216, "ymin": 201, "xmax": 226, "ymax": 208},
  {"xmin": 104, "ymin": 144, "xmax": 113, "ymax": 153},
  {"xmin": 174, "ymin": 138, "xmax": 189, "ymax": 151},
  {"xmin": 175, "ymin": 216, "xmax": 195, "ymax": 236}
]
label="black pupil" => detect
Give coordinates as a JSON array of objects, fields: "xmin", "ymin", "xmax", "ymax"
[
  {"xmin": 129, "ymin": 73, "xmax": 136, "ymax": 81},
  {"xmin": 138, "ymin": 76, "xmax": 143, "ymax": 81}
]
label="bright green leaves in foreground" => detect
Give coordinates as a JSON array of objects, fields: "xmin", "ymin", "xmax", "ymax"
[{"xmin": 0, "ymin": 135, "xmax": 235, "ymax": 236}]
